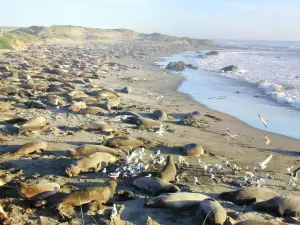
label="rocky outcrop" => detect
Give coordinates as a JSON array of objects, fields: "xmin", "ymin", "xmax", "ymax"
[
  {"xmin": 220, "ymin": 65, "xmax": 238, "ymax": 73},
  {"xmin": 186, "ymin": 64, "xmax": 198, "ymax": 70},
  {"xmin": 166, "ymin": 61, "xmax": 186, "ymax": 71},
  {"xmin": 205, "ymin": 51, "xmax": 219, "ymax": 56}
]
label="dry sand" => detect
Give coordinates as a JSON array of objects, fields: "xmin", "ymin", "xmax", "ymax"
[{"xmin": 0, "ymin": 43, "xmax": 299, "ymax": 225}]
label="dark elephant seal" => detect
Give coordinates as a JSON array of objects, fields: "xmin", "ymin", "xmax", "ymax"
[
  {"xmin": 126, "ymin": 116, "xmax": 160, "ymax": 129},
  {"xmin": 234, "ymin": 220, "xmax": 288, "ymax": 225},
  {"xmin": 159, "ymin": 155, "xmax": 176, "ymax": 182},
  {"xmin": 253, "ymin": 196, "xmax": 300, "ymax": 217},
  {"xmin": 152, "ymin": 110, "xmax": 168, "ymax": 120},
  {"xmin": 197, "ymin": 198, "xmax": 227, "ymax": 225},
  {"xmin": 146, "ymin": 192, "xmax": 210, "ymax": 209},
  {"xmin": 219, "ymin": 187, "xmax": 279, "ymax": 205},
  {"xmin": 132, "ymin": 177, "xmax": 179, "ymax": 195}
]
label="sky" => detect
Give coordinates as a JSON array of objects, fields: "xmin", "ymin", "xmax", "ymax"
[{"xmin": 1, "ymin": 0, "xmax": 300, "ymax": 41}]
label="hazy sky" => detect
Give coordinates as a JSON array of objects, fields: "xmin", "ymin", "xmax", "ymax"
[{"xmin": 1, "ymin": 0, "xmax": 300, "ymax": 41}]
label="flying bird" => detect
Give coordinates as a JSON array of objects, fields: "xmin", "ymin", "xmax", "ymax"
[
  {"xmin": 259, "ymin": 154, "xmax": 273, "ymax": 170},
  {"xmin": 258, "ymin": 114, "xmax": 268, "ymax": 127},
  {"xmin": 262, "ymin": 134, "xmax": 271, "ymax": 145}
]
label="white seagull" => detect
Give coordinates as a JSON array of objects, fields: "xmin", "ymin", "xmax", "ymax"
[
  {"xmin": 258, "ymin": 154, "xmax": 273, "ymax": 170},
  {"xmin": 258, "ymin": 114, "xmax": 268, "ymax": 127},
  {"xmin": 110, "ymin": 204, "xmax": 118, "ymax": 218}
]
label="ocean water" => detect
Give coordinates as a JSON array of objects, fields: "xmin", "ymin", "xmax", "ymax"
[{"xmin": 155, "ymin": 40, "xmax": 300, "ymax": 139}]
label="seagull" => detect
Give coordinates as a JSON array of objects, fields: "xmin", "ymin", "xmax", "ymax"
[
  {"xmin": 155, "ymin": 150, "xmax": 161, "ymax": 156},
  {"xmin": 287, "ymin": 166, "xmax": 294, "ymax": 175},
  {"xmin": 210, "ymin": 168, "xmax": 215, "ymax": 175},
  {"xmin": 258, "ymin": 114, "xmax": 268, "ymax": 127},
  {"xmin": 258, "ymin": 154, "xmax": 273, "ymax": 170},
  {"xmin": 246, "ymin": 171, "xmax": 255, "ymax": 178},
  {"xmin": 194, "ymin": 177, "xmax": 200, "ymax": 185},
  {"xmin": 102, "ymin": 168, "xmax": 107, "ymax": 174},
  {"xmin": 156, "ymin": 124, "xmax": 169, "ymax": 136},
  {"xmin": 292, "ymin": 167, "xmax": 300, "ymax": 180},
  {"xmin": 244, "ymin": 176, "xmax": 251, "ymax": 186},
  {"xmin": 211, "ymin": 174, "xmax": 218, "ymax": 183},
  {"xmin": 226, "ymin": 161, "xmax": 231, "ymax": 168},
  {"xmin": 109, "ymin": 172, "xmax": 120, "ymax": 179},
  {"xmin": 261, "ymin": 134, "xmax": 271, "ymax": 145},
  {"xmin": 145, "ymin": 174, "xmax": 152, "ymax": 177},
  {"xmin": 266, "ymin": 173, "xmax": 274, "ymax": 180},
  {"xmin": 203, "ymin": 164, "xmax": 208, "ymax": 172},
  {"xmin": 226, "ymin": 128, "xmax": 231, "ymax": 132},
  {"xmin": 110, "ymin": 204, "xmax": 118, "ymax": 218},
  {"xmin": 226, "ymin": 133, "xmax": 238, "ymax": 140},
  {"xmin": 253, "ymin": 167, "xmax": 260, "ymax": 173}
]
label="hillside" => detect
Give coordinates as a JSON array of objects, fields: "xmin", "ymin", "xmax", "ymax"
[{"xmin": 0, "ymin": 25, "xmax": 214, "ymax": 50}]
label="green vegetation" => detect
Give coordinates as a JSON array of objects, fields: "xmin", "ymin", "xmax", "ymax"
[
  {"xmin": 0, "ymin": 37, "xmax": 14, "ymax": 50},
  {"xmin": 6, "ymin": 32, "xmax": 40, "ymax": 43}
]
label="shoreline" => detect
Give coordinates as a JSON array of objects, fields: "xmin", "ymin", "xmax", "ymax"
[{"xmin": 152, "ymin": 50, "xmax": 300, "ymax": 141}]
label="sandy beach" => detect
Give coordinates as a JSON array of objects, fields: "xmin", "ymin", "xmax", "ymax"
[{"xmin": 0, "ymin": 41, "xmax": 299, "ymax": 225}]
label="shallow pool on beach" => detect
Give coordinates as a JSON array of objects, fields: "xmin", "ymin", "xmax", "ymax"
[{"xmin": 155, "ymin": 52, "xmax": 300, "ymax": 140}]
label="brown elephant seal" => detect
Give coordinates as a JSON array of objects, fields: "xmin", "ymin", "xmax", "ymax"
[
  {"xmin": 57, "ymin": 180, "xmax": 117, "ymax": 218},
  {"xmin": 182, "ymin": 143, "xmax": 206, "ymax": 157},
  {"xmin": 0, "ymin": 102, "xmax": 12, "ymax": 111},
  {"xmin": 79, "ymin": 107, "xmax": 107, "ymax": 115},
  {"xmin": 252, "ymin": 196, "xmax": 300, "ymax": 217},
  {"xmin": 132, "ymin": 177, "xmax": 179, "ymax": 196},
  {"xmin": 68, "ymin": 101, "xmax": 86, "ymax": 111},
  {"xmin": 19, "ymin": 116, "xmax": 47, "ymax": 135},
  {"xmin": 68, "ymin": 144, "xmax": 122, "ymax": 157},
  {"xmin": 219, "ymin": 187, "xmax": 279, "ymax": 205},
  {"xmin": 65, "ymin": 152, "xmax": 117, "ymax": 177},
  {"xmin": 152, "ymin": 109, "xmax": 168, "ymax": 121},
  {"xmin": 17, "ymin": 182, "xmax": 60, "ymax": 200},
  {"xmin": 68, "ymin": 91, "xmax": 88, "ymax": 100},
  {"xmin": 106, "ymin": 136, "xmax": 143, "ymax": 150},
  {"xmin": 197, "ymin": 198, "xmax": 227, "ymax": 225},
  {"xmin": 159, "ymin": 155, "xmax": 176, "ymax": 182},
  {"xmin": 126, "ymin": 116, "xmax": 161, "ymax": 130},
  {"xmin": 26, "ymin": 101, "xmax": 47, "ymax": 109},
  {"xmin": 47, "ymin": 95, "xmax": 65, "ymax": 106},
  {"xmin": 146, "ymin": 192, "xmax": 210, "ymax": 209},
  {"xmin": 14, "ymin": 140, "xmax": 47, "ymax": 156},
  {"xmin": 234, "ymin": 220, "xmax": 288, "ymax": 225},
  {"xmin": 0, "ymin": 205, "xmax": 8, "ymax": 221},
  {"xmin": 0, "ymin": 113, "xmax": 26, "ymax": 123},
  {"xmin": 78, "ymin": 122, "xmax": 120, "ymax": 133},
  {"xmin": 104, "ymin": 97, "xmax": 121, "ymax": 110}
]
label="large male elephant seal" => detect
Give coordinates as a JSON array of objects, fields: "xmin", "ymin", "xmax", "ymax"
[
  {"xmin": 252, "ymin": 196, "xmax": 300, "ymax": 217},
  {"xmin": 159, "ymin": 155, "xmax": 176, "ymax": 182},
  {"xmin": 132, "ymin": 177, "xmax": 179, "ymax": 196},
  {"xmin": 197, "ymin": 198, "xmax": 227, "ymax": 225},
  {"xmin": 146, "ymin": 192, "xmax": 210, "ymax": 209},
  {"xmin": 219, "ymin": 187, "xmax": 279, "ymax": 205}
]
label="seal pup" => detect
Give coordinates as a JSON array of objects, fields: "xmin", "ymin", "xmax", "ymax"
[
  {"xmin": 197, "ymin": 198, "xmax": 227, "ymax": 225},
  {"xmin": 67, "ymin": 144, "xmax": 122, "ymax": 157},
  {"xmin": 0, "ymin": 205, "xmax": 8, "ymax": 221},
  {"xmin": 234, "ymin": 220, "xmax": 288, "ymax": 225},
  {"xmin": 132, "ymin": 177, "xmax": 179, "ymax": 196},
  {"xmin": 78, "ymin": 122, "xmax": 122, "ymax": 134},
  {"xmin": 0, "ymin": 102, "xmax": 12, "ymax": 112},
  {"xmin": 57, "ymin": 180, "xmax": 117, "ymax": 218},
  {"xmin": 182, "ymin": 143, "xmax": 206, "ymax": 157},
  {"xmin": 14, "ymin": 140, "xmax": 47, "ymax": 156},
  {"xmin": 104, "ymin": 97, "xmax": 121, "ymax": 110},
  {"xmin": 67, "ymin": 101, "xmax": 86, "ymax": 112},
  {"xmin": 79, "ymin": 107, "xmax": 107, "ymax": 115},
  {"xmin": 17, "ymin": 182, "xmax": 60, "ymax": 200},
  {"xmin": 106, "ymin": 136, "xmax": 143, "ymax": 150},
  {"xmin": 219, "ymin": 187, "xmax": 279, "ymax": 205},
  {"xmin": 47, "ymin": 95, "xmax": 65, "ymax": 106},
  {"xmin": 65, "ymin": 152, "xmax": 117, "ymax": 177},
  {"xmin": 252, "ymin": 196, "xmax": 300, "ymax": 217},
  {"xmin": 159, "ymin": 155, "xmax": 176, "ymax": 182},
  {"xmin": 25, "ymin": 101, "xmax": 47, "ymax": 109},
  {"xmin": 19, "ymin": 116, "xmax": 47, "ymax": 135},
  {"xmin": 146, "ymin": 192, "xmax": 210, "ymax": 209}
]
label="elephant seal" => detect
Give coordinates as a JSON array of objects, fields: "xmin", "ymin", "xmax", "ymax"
[
  {"xmin": 14, "ymin": 140, "xmax": 47, "ymax": 156},
  {"xmin": 104, "ymin": 97, "xmax": 121, "ymax": 110},
  {"xmin": 47, "ymin": 95, "xmax": 65, "ymax": 106},
  {"xmin": 182, "ymin": 143, "xmax": 206, "ymax": 157},
  {"xmin": 152, "ymin": 109, "xmax": 168, "ymax": 121},
  {"xmin": 65, "ymin": 152, "xmax": 117, "ymax": 177},
  {"xmin": 78, "ymin": 122, "xmax": 120, "ymax": 133},
  {"xmin": 126, "ymin": 116, "xmax": 161, "ymax": 129},
  {"xmin": 253, "ymin": 196, "xmax": 300, "ymax": 217},
  {"xmin": 0, "ymin": 102, "xmax": 12, "ymax": 112},
  {"xmin": 79, "ymin": 107, "xmax": 107, "ymax": 115},
  {"xmin": 132, "ymin": 177, "xmax": 179, "ymax": 196},
  {"xmin": 17, "ymin": 182, "xmax": 60, "ymax": 200},
  {"xmin": 26, "ymin": 101, "xmax": 47, "ymax": 109},
  {"xmin": 146, "ymin": 192, "xmax": 210, "ymax": 209},
  {"xmin": 234, "ymin": 220, "xmax": 288, "ymax": 225},
  {"xmin": 219, "ymin": 187, "xmax": 279, "ymax": 205},
  {"xmin": 68, "ymin": 144, "xmax": 122, "ymax": 157},
  {"xmin": 68, "ymin": 101, "xmax": 86, "ymax": 112},
  {"xmin": 0, "ymin": 113, "xmax": 26, "ymax": 123},
  {"xmin": 159, "ymin": 155, "xmax": 176, "ymax": 182},
  {"xmin": 197, "ymin": 198, "xmax": 227, "ymax": 225},
  {"xmin": 19, "ymin": 116, "xmax": 47, "ymax": 135},
  {"xmin": 57, "ymin": 180, "xmax": 117, "ymax": 218},
  {"xmin": 106, "ymin": 136, "xmax": 143, "ymax": 150},
  {"xmin": 0, "ymin": 205, "xmax": 8, "ymax": 221}
]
